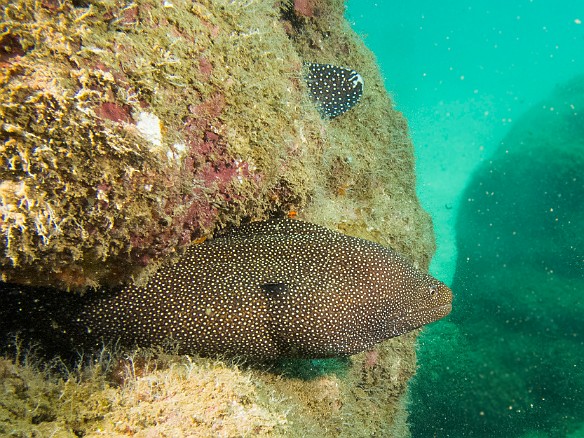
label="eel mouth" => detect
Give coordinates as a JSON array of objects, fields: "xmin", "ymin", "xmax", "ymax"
[
  {"xmin": 389, "ymin": 303, "xmax": 453, "ymax": 336},
  {"xmin": 399, "ymin": 303, "xmax": 452, "ymax": 321},
  {"xmin": 433, "ymin": 303, "xmax": 453, "ymax": 319}
]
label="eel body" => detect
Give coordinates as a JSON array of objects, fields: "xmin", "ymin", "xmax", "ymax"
[{"xmin": 2, "ymin": 219, "xmax": 452, "ymax": 359}]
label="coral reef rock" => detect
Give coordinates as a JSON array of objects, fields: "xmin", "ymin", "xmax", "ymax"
[{"xmin": 1, "ymin": 0, "xmax": 437, "ymax": 436}]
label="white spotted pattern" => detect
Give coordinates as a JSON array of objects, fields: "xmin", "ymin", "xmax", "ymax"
[
  {"xmin": 304, "ymin": 62, "xmax": 364, "ymax": 119},
  {"xmin": 76, "ymin": 219, "xmax": 452, "ymax": 359}
]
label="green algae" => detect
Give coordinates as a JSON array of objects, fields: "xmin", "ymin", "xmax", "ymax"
[{"xmin": 1, "ymin": 335, "xmax": 417, "ymax": 437}]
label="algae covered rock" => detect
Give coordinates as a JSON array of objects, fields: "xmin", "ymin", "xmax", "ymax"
[
  {"xmin": 1, "ymin": 0, "xmax": 324, "ymax": 289},
  {"xmin": 1, "ymin": 0, "xmax": 432, "ymax": 291},
  {"xmin": 1, "ymin": 0, "xmax": 436, "ymax": 436}
]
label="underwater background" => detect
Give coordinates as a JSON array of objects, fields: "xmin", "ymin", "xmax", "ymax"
[{"xmin": 347, "ymin": 1, "xmax": 584, "ymax": 437}]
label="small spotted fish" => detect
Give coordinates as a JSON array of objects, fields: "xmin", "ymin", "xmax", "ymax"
[
  {"xmin": 304, "ymin": 62, "xmax": 364, "ymax": 119},
  {"xmin": 0, "ymin": 219, "xmax": 452, "ymax": 360}
]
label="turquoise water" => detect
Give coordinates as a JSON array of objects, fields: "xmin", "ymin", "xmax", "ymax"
[{"xmin": 347, "ymin": 1, "xmax": 584, "ymax": 437}]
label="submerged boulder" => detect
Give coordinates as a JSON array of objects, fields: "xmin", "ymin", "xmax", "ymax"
[{"xmin": 410, "ymin": 76, "xmax": 584, "ymax": 437}]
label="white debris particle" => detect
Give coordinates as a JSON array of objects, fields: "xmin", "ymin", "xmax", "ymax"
[
  {"xmin": 173, "ymin": 142, "xmax": 186, "ymax": 154},
  {"xmin": 136, "ymin": 112, "xmax": 162, "ymax": 147},
  {"xmin": 166, "ymin": 142, "xmax": 187, "ymax": 163}
]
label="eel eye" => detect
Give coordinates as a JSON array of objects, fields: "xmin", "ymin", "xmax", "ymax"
[{"xmin": 429, "ymin": 284, "xmax": 438, "ymax": 296}]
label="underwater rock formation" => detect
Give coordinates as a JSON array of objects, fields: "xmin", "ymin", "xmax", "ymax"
[
  {"xmin": 0, "ymin": 0, "xmax": 324, "ymax": 289},
  {"xmin": 410, "ymin": 76, "xmax": 584, "ymax": 437},
  {"xmin": 1, "ymin": 0, "xmax": 436, "ymax": 436}
]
